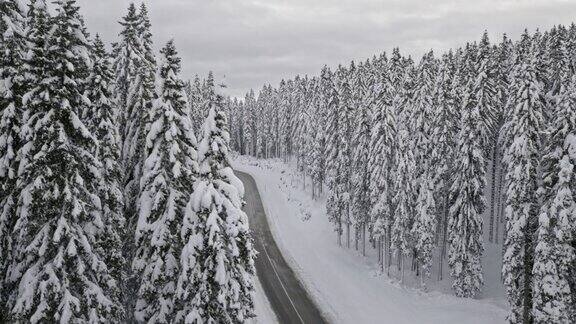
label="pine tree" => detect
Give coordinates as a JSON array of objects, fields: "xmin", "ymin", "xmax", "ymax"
[
  {"xmin": 187, "ymin": 75, "xmax": 204, "ymax": 135},
  {"xmin": 531, "ymin": 74, "xmax": 576, "ymax": 324},
  {"xmin": 243, "ymin": 89, "xmax": 256, "ymax": 156},
  {"xmin": 7, "ymin": 1, "xmax": 124, "ymax": 321},
  {"xmin": 177, "ymin": 83, "xmax": 256, "ymax": 323},
  {"xmin": 410, "ymin": 51, "xmax": 438, "ymax": 280},
  {"xmin": 502, "ymin": 32, "xmax": 546, "ymax": 324},
  {"xmin": 491, "ymin": 34, "xmax": 514, "ymax": 245},
  {"xmin": 368, "ymin": 54, "xmax": 399, "ymax": 243},
  {"xmin": 308, "ymin": 67, "xmax": 331, "ymax": 198},
  {"xmin": 137, "ymin": 3, "xmax": 156, "ymax": 70},
  {"xmin": 326, "ymin": 66, "xmax": 350, "ymax": 246},
  {"xmin": 86, "ymin": 34, "xmax": 126, "ymax": 317},
  {"xmin": 279, "ymin": 79, "xmax": 295, "ymax": 159},
  {"xmin": 431, "ymin": 51, "xmax": 459, "ymax": 280},
  {"xmin": 369, "ymin": 51, "xmax": 397, "ymax": 271},
  {"xmin": 133, "ymin": 40, "xmax": 198, "ymax": 323},
  {"xmin": 114, "ymin": 3, "xmax": 141, "ymax": 140},
  {"xmin": 447, "ymin": 49, "xmax": 487, "ymax": 298},
  {"xmin": 0, "ymin": 0, "xmax": 25, "ymax": 182},
  {"xmin": 0, "ymin": 0, "xmax": 26, "ymax": 318},
  {"xmin": 476, "ymin": 31, "xmax": 498, "ymax": 152},
  {"xmin": 391, "ymin": 58, "xmax": 417, "ymax": 281},
  {"xmin": 351, "ymin": 62, "xmax": 372, "ymax": 255}
]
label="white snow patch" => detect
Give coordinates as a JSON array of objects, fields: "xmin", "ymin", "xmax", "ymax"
[{"xmin": 249, "ymin": 277, "xmax": 279, "ymax": 324}]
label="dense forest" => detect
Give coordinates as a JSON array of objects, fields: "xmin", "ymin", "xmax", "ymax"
[
  {"xmin": 226, "ymin": 26, "xmax": 576, "ymax": 323},
  {"xmin": 1, "ymin": 0, "xmax": 575, "ymax": 323},
  {"xmin": 0, "ymin": 0, "xmax": 256, "ymax": 323}
]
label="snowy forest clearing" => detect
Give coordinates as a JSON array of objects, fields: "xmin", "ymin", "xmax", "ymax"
[{"xmin": 234, "ymin": 155, "xmax": 508, "ymax": 324}]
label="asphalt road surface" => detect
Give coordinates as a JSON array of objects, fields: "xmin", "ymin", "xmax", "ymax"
[{"xmin": 237, "ymin": 171, "xmax": 329, "ymax": 324}]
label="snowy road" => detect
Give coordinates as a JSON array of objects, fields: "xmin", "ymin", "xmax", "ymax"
[{"xmin": 238, "ymin": 171, "xmax": 328, "ymax": 324}]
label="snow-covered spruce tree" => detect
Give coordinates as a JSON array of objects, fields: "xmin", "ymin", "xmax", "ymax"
[
  {"xmin": 326, "ymin": 66, "xmax": 348, "ymax": 246},
  {"xmin": 0, "ymin": 0, "xmax": 26, "ymax": 311},
  {"xmin": 0, "ymin": 0, "xmax": 25, "ymax": 185},
  {"xmin": 86, "ymin": 34, "xmax": 126, "ymax": 310},
  {"xmin": 409, "ymin": 51, "xmax": 438, "ymax": 279},
  {"xmin": 475, "ymin": 33, "xmax": 500, "ymax": 245},
  {"xmin": 243, "ymin": 89, "xmax": 256, "ymax": 156},
  {"xmin": 447, "ymin": 50, "xmax": 487, "ymax": 298},
  {"xmin": 133, "ymin": 40, "xmax": 198, "ymax": 323},
  {"xmin": 351, "ymin": 62, "xmax": 373, "ymax": 255},
  {"xmin": 187, "ymin": 75, "xmax": 205, "ymax": 135},
  {"xmin": 7, "ymin": 1, "xmax": 124, "ymax": 321},
  {"xmin": 114, "ymin": 3, "xmax": 141, "ymax": 139},
  {"xmin": 176, "ymin": 83, "xmax": 256, "ymax": 323},
  {"xmin": 531, "ymin": 74, "xmax": 576, "ymax": 323},
  {"xmin": 254, "ymin": 86, "xmax": 267, "ymax": 158},
  {"xmin": 391, "ymin": 59, "xmax": 417, "ymax": 282},
  {"xmin": 118, "ymin": 4, "xmax": 158, "ymax": 313},
  {"xmin": 369, "ymin": 50, "xmax": 397, "ymax": 270},
  {"xmin": 311, "ymin": 66, "xmax": 332, "ymax": 196},
  {"xmin": 501, "ymin": 31, "xmax": 546, "ymax": 324},
  {"xmin": 137, "ymin": 3, "xmax": 156, "ymax": 72},
  {"xmin": 476, "ymin": 31, "xmax": 498, "ymax": 152},
  {"xmin": 125, "ymin": 2, "xmax": 156, "ymax": 189},
  {"xmin": 2, "ymin": 0, "xmax": 50, "ymax": 307},
  {"xmin": 490, "ymin": 34, "xmax": 514, "ymax": 245},
  {"xmin": 307, "ymin": 79, "xmax": 326, "ymax": 199},
  {"xmin": 292, "ymin": 76, "xmax": 307, "ymax": 169},
  {"xmin": 280, "ymin": 79, "xmax": 295, "ymax": 160},
  {"xmin": 431, "ymin": 51, "xmax": 459, "ymax": 280},
  {"xmin": 116, "ymin": 2, "xmax": 156, "ymax": 240}
]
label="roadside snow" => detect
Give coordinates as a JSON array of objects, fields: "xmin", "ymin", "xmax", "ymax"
[
  {"xmin": 251, "ymin": 277, "xmax": 279, "ymax": 324},
  {"xmin": 234, "ymin": 155, "xmax": 508, "ymax": 324}
]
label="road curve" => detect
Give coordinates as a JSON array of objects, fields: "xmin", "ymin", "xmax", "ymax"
[{"xmin": 237, "ymin": 171, "xmax": 329, "ymax": 324}]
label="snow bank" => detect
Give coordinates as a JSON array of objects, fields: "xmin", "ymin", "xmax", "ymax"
[
  {"xmin": 234, "ymin": 155, "xmax": 508, "ymax": 324},
  {"xmin": 251, "ymin": 277, "xmax": 278, "ymax": 323}
]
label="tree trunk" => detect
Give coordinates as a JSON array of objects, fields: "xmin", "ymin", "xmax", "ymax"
[
  {"xmin": 438, "ymin": 193, "xmax": 449, "ymax": 281},
  {"xmin": 362, "ymin": 223, "xmax": 366, "ymax": 256},
  {"xmin": 488, "ymin": 145, "xmax": 498, "ymax": 243}
]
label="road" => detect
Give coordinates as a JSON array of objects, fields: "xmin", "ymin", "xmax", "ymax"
[{"xmin": 237, "ymin": 171, "xmax": 329, "ymax": 324}]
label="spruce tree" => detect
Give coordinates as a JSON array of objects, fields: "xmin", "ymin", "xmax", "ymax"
[
  {"xmin": 177, "ymin": 83, "xmax": 256, "ymax": 323},
  {"xmin": 187, "ymin": 75, "xmax": 204, "ymax": 135},
  {"xmin": 0, "ymin": 0, "xmax": 26, "ymax": 318},
  {"xmin": 531, "ymin": 74, "xmax": 576, "ymax": 323},
  {"xmin": 391, "ymin": 59, "xmax": 417, "ymax": 281},
  {"xmin": 431, "ymin": 51, "xmax": 459, "ymax": 280},
  {"xmin": 86, "ymin": 34, "xmax": 126, "ymax": 317},
  {"xmin": 351, "ymin": 63, "xmax": 372, "ymax": 255},
  {"xmin": 114, "ymin": 3, "xmax": 141, "ymax": 139},
  {"xmin": 369, "ymin": 51, "xmax": 397, "ymax": 271},
  {"xmin": 0, "ymin": 0, "xmax": 25, "ymax": 182},
  {"xmin": 326, "ymin": 66, "xmax": 349, "ymax": 246},
  {"xmin": 447, "ymin": 50, "xmax": 487, "ymax": 298},
  {"xmin": 7, "ymin": 1, "xmax": 124, "ymax": 321},
  {"xmin": 502, "ymin": 32, "xmax": 546, "ymax": 324},
  {"xmin": 243, "ymin": 89, "xmax": 256, "ymax": 156},
  {"xmin": 133, "ymin": 40, "xmax": 198, "ymax": 323},
  {"xmin": 410, "ymin": 51, "xmax": 438, "ymax": 280}
]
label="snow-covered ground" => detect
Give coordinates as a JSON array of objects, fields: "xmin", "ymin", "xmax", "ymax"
[
  {"xmin": 234, "ymin": 155, "xmax": 509, "ymax": 324},
  {"xmin": 251, "ymin": 278, "xmax": 278, "ymax": 323}
]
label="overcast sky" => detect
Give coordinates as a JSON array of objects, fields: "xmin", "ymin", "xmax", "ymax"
[{"xmin": 76, "ymin": 0, "xmax": 576, "ymax": 97}]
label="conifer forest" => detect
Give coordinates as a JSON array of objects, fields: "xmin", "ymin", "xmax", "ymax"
[{"xmin": 0, "ymin": 0, "xmax": 575, "ymax": 323}]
